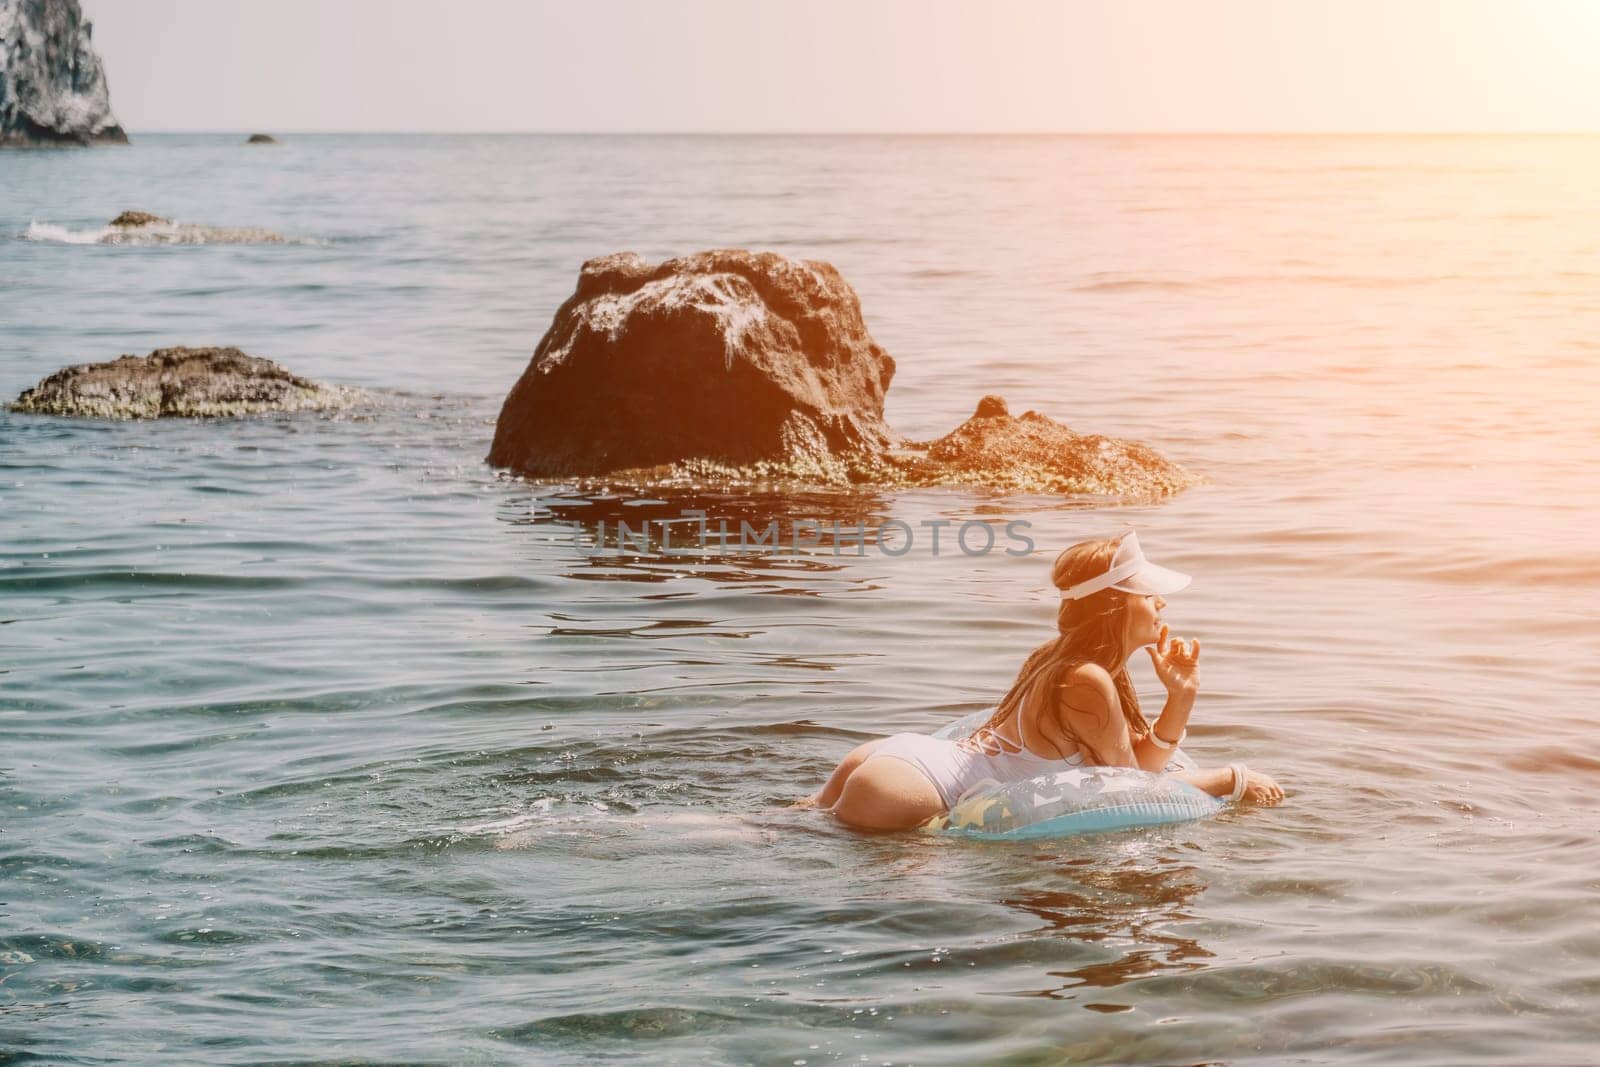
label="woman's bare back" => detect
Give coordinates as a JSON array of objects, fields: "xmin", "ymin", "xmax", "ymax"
[{"xmin": 960, "ymin": 671, "xmax": 1087, "ymax": 762}]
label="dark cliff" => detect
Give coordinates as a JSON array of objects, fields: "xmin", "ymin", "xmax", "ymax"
[{"xmin": 0, "ymin": 0, "xmax": 125, "ymax": 146}]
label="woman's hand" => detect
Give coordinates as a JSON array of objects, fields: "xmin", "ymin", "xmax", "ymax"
[
  {"xmin": 1240, "ymin": 769, "xmax": 1284, "ymax": 806},
  {"xmin": 1146, "ymin": 623, "xmax": 1200, "ymax": 697}
]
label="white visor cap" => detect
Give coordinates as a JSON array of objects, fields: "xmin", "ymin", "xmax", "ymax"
[{"xmin": 1058, "ymin": 531, "xmax": 1191, "ymax": 601}]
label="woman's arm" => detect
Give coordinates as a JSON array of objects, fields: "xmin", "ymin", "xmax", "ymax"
[
  {"xmin": 1054, "ymin": 664, "xmax": 1185, "ymax": 773},
  {"xmin": 1053, "ymin": 673, "xmax": 1285, "ymax": 804},
  {"xmin": 1170, "ymin": 766, "xmax": 1234, "ymax": 796},
  {"xmin": 1138, "ymin": 624, "xmax": 1198, "ymax": 766},
  {"xmin": 1135, "ymin": 690, "xmax": 1195, "ymax": 772},
  {"xmin": 1053, "ymin": 665, "xmax": 1136, "ymax": 767}
]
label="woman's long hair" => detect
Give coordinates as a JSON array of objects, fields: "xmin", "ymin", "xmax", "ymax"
[{"xmin": 965, "ymin": 535, "xmax": 1148, "ymax": 763}]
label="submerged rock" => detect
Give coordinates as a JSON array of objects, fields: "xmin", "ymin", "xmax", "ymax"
[
  {"xmin": 902, "ymin": 395, "xmax": 1194, "ymax": 496},
  {"xmin": 0, "ymin": 0, "xmax": 127, "ymax": 146},
  {"xmin": 488, "ymin": 249, "xmax": 898, "ymax": 477},
  {"xmin": 10, "ymin": 346, "xmax": 359, "ymax": 419},
  {"xmin": 108, "ymin": 209, "xmax": 169, "ymax": 227},
  {"xmin": 96, "ymin": 210, "xmax": 288, "ymax": 245},
  {"xmin": 245, "ymin": 132, "xmax": 277, "ymax": 144}
]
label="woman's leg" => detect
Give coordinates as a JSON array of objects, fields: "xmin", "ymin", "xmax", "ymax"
[{"xmin": 791, "ymin": 738, "xmax": 888, "ymax": 809}]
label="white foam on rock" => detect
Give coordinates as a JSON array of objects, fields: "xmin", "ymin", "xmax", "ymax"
[{"xmin": 21, "ymin": 219, "xmax": 316, "ymax": 246}]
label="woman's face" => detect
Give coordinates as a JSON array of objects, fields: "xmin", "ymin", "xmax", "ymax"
[{"xmin": 1122, "ymin": 592, "xmax": 1167, "ymax": 652}]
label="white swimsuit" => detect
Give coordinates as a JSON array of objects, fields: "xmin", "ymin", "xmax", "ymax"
[{"xmin": 868, "ymin": 726, "xmax": 1085, "ymax": 809}]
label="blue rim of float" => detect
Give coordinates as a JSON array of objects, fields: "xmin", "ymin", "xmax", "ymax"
[{"xmin": 925, "ymin": 708, "xmax": 1228, "ymax": 840}]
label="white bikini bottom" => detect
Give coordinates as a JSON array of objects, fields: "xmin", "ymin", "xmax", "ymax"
[{"xmin": 867, "ymin": 732, "xmax": 1083, "ymax": 809}]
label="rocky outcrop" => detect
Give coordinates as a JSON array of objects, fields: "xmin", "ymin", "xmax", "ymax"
[
  {"xmin": 97, "ymin": 210, "xmax": 287, "ymax": 245},
  {"xmin": 109, "ymin": 209, "xmax": 167, "ymax": 227},
  {"xmin": 892, "ymin": 396, "xmax": 1193, "ymax": 496},
  {"xmin": 10, "ymin": 347, "xmax": 359, "ymax": 418},
  {"xmin": 488, "ymin": 250, "xmax": 1197, "ymax": 500},
  {"xmin": 245, "ymin": 132, "xmax": 277, "ymax": 144},
  {"xmin": 0, "ymin": 0, "xmax": 126, "ymax": 146},
  {"xmin": 488, "ymin": 250, "xmax": 898, "ymax": 478}
]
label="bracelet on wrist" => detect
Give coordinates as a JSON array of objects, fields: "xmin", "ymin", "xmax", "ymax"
[
  {"xmin": 1146, "ymin": 726, "xmax": 1186, "ymax": 750},
  {"xmin": 1228, "ymin": 762, "xmax": 1249, "ymax": 803}
]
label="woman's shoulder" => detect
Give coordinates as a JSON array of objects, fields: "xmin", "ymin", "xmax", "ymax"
[
  {"xmin": 1056, "ymin": 661, "xmax": 1115, "ymax": 694},
  {"xmin": 1046, "ymin": 663, "xmax": 1119, "ymax": 720}
]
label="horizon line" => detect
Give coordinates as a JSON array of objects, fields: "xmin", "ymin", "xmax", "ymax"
[{"xmin": 119, "ymin": 128, "xmax": 1600, "ymax": 137}]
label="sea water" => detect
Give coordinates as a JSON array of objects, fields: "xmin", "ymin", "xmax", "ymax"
[{"xmin": 3, "ymin": 134, "xmax": 1599, "ymax": 1064}]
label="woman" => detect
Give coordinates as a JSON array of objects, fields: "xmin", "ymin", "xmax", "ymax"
[{"xmin": 802, "ymin": 530, "xmax": 1284, "ymax": 830}]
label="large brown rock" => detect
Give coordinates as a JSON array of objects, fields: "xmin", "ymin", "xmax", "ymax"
[
  {"xmin": 9, "ymin": 346, "xmax": 358, "ymax": 418},
  {"xmin": 487, "ymin": 250, "xmax": 898, "ymax": 478}
]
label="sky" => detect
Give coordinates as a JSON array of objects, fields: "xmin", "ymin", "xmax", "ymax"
[{"xmin": 87, "ymin": 0, "xmax": 1600, "ymax": 133}]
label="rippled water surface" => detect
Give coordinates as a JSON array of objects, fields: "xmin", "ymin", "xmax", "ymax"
[{"xmin": 4, "ymin": 134, "xmax": 1600, "ymax": 1065}]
